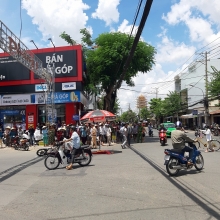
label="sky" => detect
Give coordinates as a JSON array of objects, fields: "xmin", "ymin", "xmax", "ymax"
[{"xmin": 1, "ymin": 0, "xmax": 220, "ymax": 113}]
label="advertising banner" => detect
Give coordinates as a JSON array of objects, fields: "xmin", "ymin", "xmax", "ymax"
[
  {"xmin": 0, "ymin": 91, "xmax": 81, "ymax": 106},
  {"xmin": 34, "ymin": 50, "xmax": 77, "ymax": 79}
]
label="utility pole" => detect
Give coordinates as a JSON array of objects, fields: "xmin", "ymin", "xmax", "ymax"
[
  {"xmin": 151, "ymin": 87, "xmax": 159, "ymax": 98},
  {"xmin": 204, "ymin": 51, "xmax": 209, "ymax": 125}
]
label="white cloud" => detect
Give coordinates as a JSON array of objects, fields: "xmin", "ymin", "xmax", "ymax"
[
  {"xmin": 163, "ymin": 0, "xmax": 220, "ymax": 44},
  {"xmin": 118, "ymin": 64, "xmax": 171, "ymax": 111},
  {"xmin": 156, "ymin": 34, "xmax": 196, "ymax": 65},
  {"xmin": 117, "ymin": 19, "xmax": 138, "ymax": 35},
  {"xmin": 91, "ymin": 0, "xmax": 120, "ymax": 26},
  {"xmin": 22, "ymin": 0, "xmax": 91, "ymax": 46}
]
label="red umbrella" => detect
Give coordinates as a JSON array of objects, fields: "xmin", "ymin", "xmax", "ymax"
[{"xmin": 80, "ymin": 110, "xmax": 116, "ymax": 123}]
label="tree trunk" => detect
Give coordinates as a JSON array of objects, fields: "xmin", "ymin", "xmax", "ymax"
[{"xmin": 103, "ymin": 89, "xmax": 117, "ymax": 112}]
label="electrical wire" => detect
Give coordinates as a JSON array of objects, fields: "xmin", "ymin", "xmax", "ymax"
[
  {"xmin": 114, "ymin": 0, "xmax": 143, "ymax": 80},
  {"xmin": 19, "ymin": 0, "xmax": 22, "ymax": 40},
  {"xmin": 157, "ymin": 38, "xmax": 220, "ymax": 91}
]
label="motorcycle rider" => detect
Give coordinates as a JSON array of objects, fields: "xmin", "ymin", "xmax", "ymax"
[
  {"xmin": 159, "ymin": 124, "xmax": 167, "ymax": 132},
  {"xmin": 64, "ymin": 126, "xmax": 81, "ymax": 170},
  {"xmin": 171, "ymin": 125, "xmax": 196, "ymax": 165}
]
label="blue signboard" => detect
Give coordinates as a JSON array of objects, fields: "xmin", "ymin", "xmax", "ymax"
[
  {"xmin": 72, "ymin": 115, "xmax": 80, "ymax": 121},
  {"xmin": 46, "ymin": 91, "xmax": 80, "ymax": 104}
]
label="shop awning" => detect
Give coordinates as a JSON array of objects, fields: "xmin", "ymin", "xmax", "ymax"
[
  {"xmin": 209, "ymin": 109, "xmax": 220, "ymax": 115},
  {"xmin": 180, "ymin": 113, "xmax": 204, "ymax": 119},
  {"xmin": 180, "ymin": 114, "xmax": 195, "ymax": 119}
]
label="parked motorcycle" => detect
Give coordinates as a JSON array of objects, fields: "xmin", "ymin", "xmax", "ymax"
[
  {"xmin": 159, "ymin": 130, "xmax": 167, "ymax": 146},
  {"xmin": 11, "ymin": 136, "xmax": 19, "ymax": 148},
  {"xmin": 44, "ymin": 141, "xmax": 92, "ymax": 170},
  {"xmin": 164, "ymin": 142, "xmax": 204, "ymax": 176},
  {"xmin": 14, "ymin": 134, "xmax": 30, "ymax": 151}
]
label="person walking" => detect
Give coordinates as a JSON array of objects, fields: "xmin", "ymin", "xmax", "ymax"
[
  {"xmin": 132, "ymin": 123, "xmax": 138, "ymax": 142},
  {"xmin": 120, "ymin": 123, "xmax": 128, "ymax": 149},
  {"xmin": 79, "ymin": 125, "xmax": 87, "ymax": 145},
  {"xmin": 105, "ymin": 124, "xmax": 112, "ymax": 146},
  {"xmin": 201, "ymin": 125, "xmax": 214, "ymax": 152},
  {"xmin": 42, "ymin": 126, "xmax": 48, "ymax": 146},
  {"xmin": 4, "ymin": 126, "xmax": 11, "ymax": 147},
  {"xmin": 127, "ymin": 123, "xmax": 133, "ymax": 147},
  {"xmin": 90, "ymin": 124, "xmax": 97, "ymax": 149},
  {"xmin": 28, "ymin": 125, "xmax": 35, "ymax": 147},
  {"xmin": 137, "ymin": 122, "xmax": 144, "ymax": 143}
]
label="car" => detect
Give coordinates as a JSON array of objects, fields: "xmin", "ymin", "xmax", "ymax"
[{"xmin": 162, "ymin": 122, "xmax": 176, "ymax": 137}]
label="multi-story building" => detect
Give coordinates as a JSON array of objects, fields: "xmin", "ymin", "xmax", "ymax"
[
  {"xmin": 175, "ymin": 58, "xmax": 220, "ymax": 128},
  {"xmin": 0, "ymin": 45, "xmax": 89, "ymax": 129}
]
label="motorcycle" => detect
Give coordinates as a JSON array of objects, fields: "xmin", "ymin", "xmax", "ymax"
[
  {"xmin": 159, "ymin": 130, "xmax": 167, "ymax": 146},
  {"xmin": 164, "ymin": 142, "xmax": 204, "ymax": 176},
  {"xmin": 44, "ymin": 141, "xmax": 92, "ymax": 170},
  {"xmin": 36, "ymin": 140, "xmax": 61, "ymax": 157},
  {"xmin": 14, "ymin": 134, "xmax": 30, "ymax": 151},
  {"xmin": 11, "ymin": 136, "xmax": 19, "ymax": 148}
]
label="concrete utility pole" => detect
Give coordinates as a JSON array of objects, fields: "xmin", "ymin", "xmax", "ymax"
[
  {"xmin": 151, "ymin": 87, "xmax": 159, "ymax": 98},
  {"xmin": 204, "ymin": 51, "xmax": 209, "ymax": 125}
]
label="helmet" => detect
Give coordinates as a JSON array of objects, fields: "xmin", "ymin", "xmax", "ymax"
[{"xmin": 70, "ymin": 126, "xmax": 77, "ymax": 131}]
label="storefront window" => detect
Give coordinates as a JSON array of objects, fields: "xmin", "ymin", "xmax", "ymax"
[{"xmin": 0, "ymin": 106, "xmax": 26, "ymax": 129}]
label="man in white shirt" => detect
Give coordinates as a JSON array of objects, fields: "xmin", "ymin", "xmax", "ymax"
[
  {"xmin": 99, "ymin": 123, "xmax": 105, "ymax": 145},
  {"xmin": 201, "ymin": 125, "xmax": 214, "ymax": 152},
  {"xmin": 64, "ymin": 126, "xmax": 81, "ymax": 170},
  {"xmin": 120, "ymin": 123, "xmax": 128, "ymax": 149},
  {"xmin": 105, "ymin": 124, "xmax": 112, "ymax": 146}
]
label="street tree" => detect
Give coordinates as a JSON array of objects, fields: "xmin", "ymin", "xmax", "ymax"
[
  {"xmin": 208, "ymin": 66, "xmax": 220, "ymax": 99},
  {"xmin": 60, "ymin": 30, "xmax": 156, "ymax": 112},
  {"xmin": 148, "ymin": 98, "xmax": 164, "ymax": 124},
  {"xmin": 162, "ymin": 91, "xmax": 182, "ymax": 119},
  {"xmin": 118, "ymin": 110, "xmax": 137, "ymax": 123},
  {"xmin": 140, "ymin": 107, "xmax": 151, "ymax": 120}
]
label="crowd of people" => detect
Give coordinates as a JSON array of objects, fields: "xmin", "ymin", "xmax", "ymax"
[{"xmin": 0, "ymin": 120, "xmax": 154, "ymax": 149}]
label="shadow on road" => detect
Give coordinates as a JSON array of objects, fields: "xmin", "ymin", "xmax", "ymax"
[
  {"xmin": 0, "ymin": 157, "xmax": 44, "ymax": 183},
  {"xmin": 129, "ymin": 145, "xmax": 220, "ymax": 219}
]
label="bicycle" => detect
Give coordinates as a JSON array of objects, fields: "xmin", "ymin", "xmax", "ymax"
[{"xmin": 194, "ymin": 129, "xmax": 220, "ymax": 151}]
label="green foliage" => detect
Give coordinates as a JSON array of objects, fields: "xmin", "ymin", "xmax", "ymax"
[
  {"xmin": 86, "ymin": 32, "xmax": 155, "ymax": 91},
  {"xmin": 80, "ymin": 28, "xmax": 93, "ymax": 47},
  {"xmin": 140, "ymin": 107, "xmax": 151, "ymax": 120},
  {"xmin": 208, "ymin": 66, "xmax": 220, "ymax": 98},
  {"xmin": 60, "ymin": 29, "xmax": 155, "ymax": 111},
  {"xmin": 162, "ymin": 91, "xmax": 182, "ymax": 116},
  {"xmin": 60, "ymin": 31, "xmax": 77, "ymax": 45},
  {"xmin": 148, "ymin": 98, "xmax": 163, "ymax": 119},
  {"xmin": 118, "ymin": 110, "xmax": 137, "ymax": 123}
]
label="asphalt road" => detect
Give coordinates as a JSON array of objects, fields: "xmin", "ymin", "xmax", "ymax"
[{"xmin": 0, "ymin": 130, "xmax": 220, "ymax": 220}]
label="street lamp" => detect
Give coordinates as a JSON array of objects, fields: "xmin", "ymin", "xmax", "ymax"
[
  {"xmin": 30, "ymin": 40, "xmax": 38, "ymax": 49},
  {"xmin": 48, "ymin": 38, "xmax": 55, "ymax": 48},
  {"xmin": 189, "ymin": 84, "xmax": 208, "ymax": 125}
]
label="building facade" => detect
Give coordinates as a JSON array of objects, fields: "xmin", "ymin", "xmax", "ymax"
[
  {"xmin": 0, "ymin": 45, "xmax": 89, "ymax": 129},
  {"xmin": 175, "ymin": 58, "xmax": 220, "ymax": 128}
]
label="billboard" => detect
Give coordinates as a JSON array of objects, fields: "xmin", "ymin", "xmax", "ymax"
[
  {"xmin": 0, "ymin": 56, "xmax": 30, "ymax": 81},
  {"xmin": 34, "ymin": 50, "xmax": 77, "ymax": 79}
]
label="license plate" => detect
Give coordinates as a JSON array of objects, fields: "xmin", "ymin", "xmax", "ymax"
[{"xmin": 164, "ymin": 155, "xmax": 170, "ymax": 160}]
